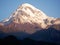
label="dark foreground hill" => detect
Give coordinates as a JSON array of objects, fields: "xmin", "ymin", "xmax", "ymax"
[{"xmin": 0, "ymin": 35, "xmax": 59, "ymax": 45}]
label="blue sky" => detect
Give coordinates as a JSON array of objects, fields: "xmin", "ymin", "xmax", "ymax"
[{"xmin": 0, "ymin": 0, "xmax": 60, "ymax": 21}]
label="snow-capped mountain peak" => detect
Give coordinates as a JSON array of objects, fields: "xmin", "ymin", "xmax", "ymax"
[
  {"xmin": 0, "ymin": 3, "xmax": 60, "ymax": 44},
  {"xmin": 1, "ymin": 3, "xmax": 56, "ymax": 27},
  {"xmin": 0, "ymin": 3, "xmax": 60, "ymax": 33}
]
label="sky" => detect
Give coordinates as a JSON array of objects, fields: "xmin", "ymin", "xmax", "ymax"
[{"xmin": 0, "ymin": 0, "xmax": 60, "ymax": 21}]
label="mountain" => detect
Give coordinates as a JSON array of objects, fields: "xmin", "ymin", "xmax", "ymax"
[
  {"xmin": 30, "ymin": 27, "xmax": 60, "ymax": 43},
  {"xmin": 0, "ymin": 35, "xmax": 58, "ymax": 45},
  {"xmin": 0, "ymin": 3, "xmax": 60, "ymax": 43}
]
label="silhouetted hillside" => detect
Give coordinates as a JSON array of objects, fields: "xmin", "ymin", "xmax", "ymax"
[
  {"xmin": 0, "ymin": 35, "xmax": 59, "ymax": 45},
  {"xmin": 0, "ymin": 35, "xmax": 21, "ymax": 45},
  {"xmin": 30, "ymin": 28, "xmax": 60, "ymax": 43}
]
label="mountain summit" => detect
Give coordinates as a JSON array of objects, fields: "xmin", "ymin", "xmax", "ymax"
[{"xmin": 0, "ymin": 3, "xmax": 60, "ymax": 34}]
